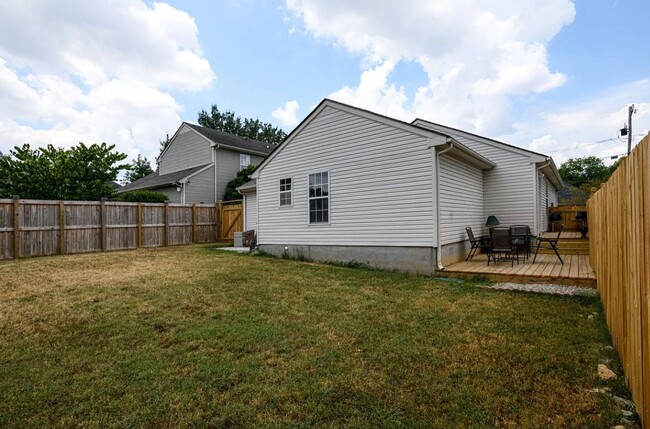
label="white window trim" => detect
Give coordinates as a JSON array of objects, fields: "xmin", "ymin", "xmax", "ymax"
[
  {"xmin": 307, "ymin": 170, "xmax": 330, "ymax": 226},
  {"xmin": 279, "ymin": 177, "xmax": 293, "ymax": 208},
  {"xmin": 239, "ymin": 153, "xmax": 251, "ymax": 171}
]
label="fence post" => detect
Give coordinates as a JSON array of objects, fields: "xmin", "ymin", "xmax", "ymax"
[
  {"xmin": 137, "ymin": 203, "xmax": 142, "ymax": 248},
  {"xmin": 100, "ymin": 198, "xmax": 106, "ymax": 252},
  {"xmin": 12, "ymin": 196, "xmax": 20, "ymax": 259},
  {"xmin": 163, "ymin": 203, "xmax": 169, "ymax": 246},
  {"xmin": 192, "ymin": 204, "xmax": 197, "ymax": 244},
  {"xmin": 59, "ymin": 200, "xmax": 66, "ymax": 255},
  {"xmin": 218, "ymin": 200, "xmax": 223, "ymax": 241}
]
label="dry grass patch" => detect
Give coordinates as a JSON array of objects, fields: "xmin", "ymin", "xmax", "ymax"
[{"xmin": 0, "ymin": 245, "xmax": 634, "ymax": 428}]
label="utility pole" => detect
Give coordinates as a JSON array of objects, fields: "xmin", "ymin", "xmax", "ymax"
[{"xmin": 627, "ymin": 104, "xmax": 634, "ymax": 156}]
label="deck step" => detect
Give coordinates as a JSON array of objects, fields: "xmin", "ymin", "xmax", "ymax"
[{"xmin": 535, "ymin": 238, "xmax": 589, "ymax": 255}]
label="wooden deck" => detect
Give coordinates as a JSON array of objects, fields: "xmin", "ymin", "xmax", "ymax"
[{"xmin": 438, "ymin": 253, "xmax": 596, "ymax": 287}]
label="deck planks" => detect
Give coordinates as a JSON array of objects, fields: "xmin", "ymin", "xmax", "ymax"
[{"xmin": 439, "ymin": 252, "xmax": 596, "ymax": 287}]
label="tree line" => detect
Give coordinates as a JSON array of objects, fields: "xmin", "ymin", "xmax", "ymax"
[{"xmin": 1, "ymin": 105, "xmax": 286, "ymax": 201}]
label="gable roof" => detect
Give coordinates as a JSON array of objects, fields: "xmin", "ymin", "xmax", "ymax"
[
  {"xmin": 183, "ymin": 123, "xmax": 274, "ymax": 155},
  {"xmin": 119, "ymin": 163, "xmax": 212, "ymax": 192},
  {"xmin": 252, "ymin": 98, "xmax": 494, "ymax": 178},
  {"xmin": 412, "ymin": 118, "xmax": 563, "ymax": 189}
]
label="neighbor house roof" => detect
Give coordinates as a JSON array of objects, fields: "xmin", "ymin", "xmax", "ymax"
[
  {"xmin": 119, "ymin": 164, "xmax": 212, "ymax": 192},
  {"xmin": 236, "ymin": 179, "xmax": 257, "ymax": 193},
  {"xmin": 182, "ymin": 123, "xmax": 274, "ymax": 156}
]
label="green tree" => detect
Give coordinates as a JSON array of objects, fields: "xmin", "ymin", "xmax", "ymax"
[
  {"xmin": 113, "ymin": 190, "xmax": 168, "ymax": 203},
  {"xmin": 223, "ymin": 164, "xmax": 256, "ymax": 201},
  {"xmin": 558, "ymin": 156, "xmax": 614, "ymax": 189},
  {"xmin": 125, "ymin": 154, "xmax": 154, "ymax": 183},
  {"xmin": 0, "ymin": 143, "xmax": 128, "ymax": 200},
  {"xmin": 198, "ymin": 105, "xmax": 287, "ymax": 145}
]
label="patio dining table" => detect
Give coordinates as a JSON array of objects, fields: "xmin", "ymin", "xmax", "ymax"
[{"xmin": 482, "ymin": 225, "xmax": 534, "ymax": 261}]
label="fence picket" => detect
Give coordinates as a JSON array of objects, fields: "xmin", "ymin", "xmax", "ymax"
[
  {"xmin": 0, "ymin": 199, "xmax": 219, "ymax": 260},
  {"xmin": 588, "ymin": 133, "xmax": 649, "ymax": 427}
]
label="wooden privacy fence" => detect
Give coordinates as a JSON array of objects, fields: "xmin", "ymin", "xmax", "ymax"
[
  {"xmin": 587, "ymin": 133, "xmax": 649, "ymax": 427},
  {"xmin": 0, "ymin": 198, "xmax": 219, "ymax": 260},
  {"xmin": 548, "ymin": 205, "xmax": 587, "ymax": 231},
  {"xmin": 219, "ymin": 200, "xmax": 243, "ymax": 241}
]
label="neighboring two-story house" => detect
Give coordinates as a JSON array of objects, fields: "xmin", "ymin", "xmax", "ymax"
[{"xmin": 119, "ymin": 123, "xmax": 273, "ymax": 204}]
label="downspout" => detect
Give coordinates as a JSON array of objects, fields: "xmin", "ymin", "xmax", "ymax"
[
  {"xmin": 533, "ymin": 158, "xmax": 550, "ymax": 234},
  {"xmin": 431, "ymin": 138, "xmax": 454, "ymax": 271},
  {"xmin": 211, "ymin": 143, "xmax": 220, "ymax": 203}
]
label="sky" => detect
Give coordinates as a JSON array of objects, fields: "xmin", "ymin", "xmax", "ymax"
[{"xmin": 1, "ymin": 0, "xmax": 649, "ymax": 168}]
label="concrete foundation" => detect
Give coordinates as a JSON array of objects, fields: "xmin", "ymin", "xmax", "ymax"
[
  {"xmin": 440, "ymin": 240, "xmax": 470, "ymax": 266},
  {"xmin": 260, "ymin": 244, "xmax": 436, "ymax": 275}
]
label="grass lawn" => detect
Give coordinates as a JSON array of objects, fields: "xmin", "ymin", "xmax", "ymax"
[{"xmin": 0, "ymin": 245, "xmax": 632, "ymax": 428}]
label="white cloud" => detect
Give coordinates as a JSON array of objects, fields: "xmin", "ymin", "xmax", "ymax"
[
  {"xmin": 0, "ymin": 0, "xmax": 215, "ymax": 163},
  {"xmin": 284, "ymin": 0, "xmax": 575, "ymax": 135},
  {"xmin": 272, "ymin": 100, "xmax": 301, "ymax": 128},
  {"xmin": 508, "ymin": 80, "xmax": 650, "ymax": 166}
]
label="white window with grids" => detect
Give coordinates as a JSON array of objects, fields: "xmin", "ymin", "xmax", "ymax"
[
  {"xmin": 308, "ymin": 171, "xmax": 329, "ymax": 224},
  {"xmin": 279, "ymin": 178, "xmax": 292, "ymax": 206},
  {"xmin": 239, "ymin": 154, "xmax": 251, "ymax": 170}
]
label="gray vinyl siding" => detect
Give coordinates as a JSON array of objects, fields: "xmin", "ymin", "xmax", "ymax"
[
  {"xmin": 185, "ymin": 166, "xmax": 215, "ymax": 204},
  {"xmin": 414, "ymin": 121, "xmax": 536, "ymax": 228},
  {"xmin": 539, "ymin": 173, "xmax": 549, "ymax": 232},
  {"xmin": 216, "ymin": 149, "xmax": 265, "ymax": 202},
  {"xmin": 156, "ymin": 186, "xmax": 181, "ymax": 203},
  {"xmin": 256, "ymin": 105, "xmax": 441, "ymax": 247},
  {"xmin": 549, "ymin": 183, "xmax": 558, "ymax": 206},
  {"xmin": 244, "ymin": 190, "xmax": 258, "ymax": 231},
  {"xmin": 159, "ymin": 126, "xmax": 212, "ymax": 175},
  {"xmin": 439, "ymin": 154, "xmax": 484, "ymax": 244}
]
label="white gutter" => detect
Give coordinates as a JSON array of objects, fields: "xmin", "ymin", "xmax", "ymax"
[
  {"xmin": 432, "ymin": 138, "xmax": 454, "ymax": 271},
  {"xmin": 533, "ymin": 158, "xmax": 550, "ymax": 235}
]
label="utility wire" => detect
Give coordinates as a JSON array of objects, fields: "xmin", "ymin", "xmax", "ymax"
[{"xmin": 543, "ymin": 134, "xmax": 645, "ymax": 154}]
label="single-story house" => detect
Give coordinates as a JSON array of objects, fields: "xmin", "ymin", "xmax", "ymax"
[
  {"xmin": 119, "ymin": 123, "xmax": 273, "ymax": 204},
  {"xmin": 239, "ymin": 99, "xmax": 563, "ymax": 274}
]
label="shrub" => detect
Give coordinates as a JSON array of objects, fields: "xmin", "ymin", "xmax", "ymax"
[{"xmin": 113, "ymin": 190, "xmax": 169, "ymax": 203}]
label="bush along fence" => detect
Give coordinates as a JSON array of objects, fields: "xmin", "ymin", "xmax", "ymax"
[
  {"xmin": 588, "ymin": 132, "xmax": 650, "ymax": 427},
  {"xmin": 0, "ymin": 198, "xmax": 220, "ymax": 260}
]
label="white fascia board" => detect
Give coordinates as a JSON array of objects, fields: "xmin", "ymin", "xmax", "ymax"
[
  {"xmin": 412, "ymin": 118, "xmax": 551, "ymax": 160},
  {"xmin": 157, "ymin": 122, "xmax": 188, "ymax": 161},
  {"xmin": 441, "ymin": 138, "xmax": 496, "ymax": 170},
  {"xmin": 178, "ymin": 163, "xmax": 214, "ymax": 184},
  {"xmin": 252, "ymin": 99, "xmax": 451, "ymax": 178}
]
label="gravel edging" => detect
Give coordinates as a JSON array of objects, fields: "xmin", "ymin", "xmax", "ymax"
[{"xmin": 478, "ymin": 282, "xmax": 599, "ymax": 297}]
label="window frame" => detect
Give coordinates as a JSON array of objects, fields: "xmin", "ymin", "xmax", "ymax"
[
  {"xmin": 307, "ymin": 170, "xmax": 330, "ymax": 225},
  {"xmin": 279, "ymin": 177, "xmax": 293, "ymax": 208},
  {"xmin": 239, "ymin": 154, "xmax": 251, "ymax": 171}
]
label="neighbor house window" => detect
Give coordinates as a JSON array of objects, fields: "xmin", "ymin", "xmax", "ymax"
[
  {"xmin": 308, "ymin": 171, "xmax": 329, "ymax": 224},
  {"xmin": 279, "ymin": 178, "xmax": 292, "ymax": 206},
  {"xmin": 240, "ymin": 154, "xmax": 251, "ymax": 170}
]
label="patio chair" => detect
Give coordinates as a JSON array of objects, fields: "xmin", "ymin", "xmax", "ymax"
[
  {"xmin": 533, "ymin": 224, "xmax": 564, "ymax": 265},
  {"xmin": 510, "ymin": 225, "xmax": 532, "ymax": 260},
  {"xmin": 465, "ymin": 227, "xmax": 485, "ymax": 261},
  {"xmin": 488, "ymin": 227, "xmax": 518, "ymax": 267}
]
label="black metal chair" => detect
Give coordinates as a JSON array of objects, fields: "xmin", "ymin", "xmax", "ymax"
[
  {"xmin": 465, "ymin": 227, "xmax": 485, "ymax": 261},
  {"xmin": 510, "ymin": 225, "xmax": 532, "ymax": 260},
  {"xmin": 533, "ymin": 224, "xmax": 564, "ymax": 264},
  {"xmin": 488, "ymin": 227, "xmax": 518, "ymax": 266}
]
